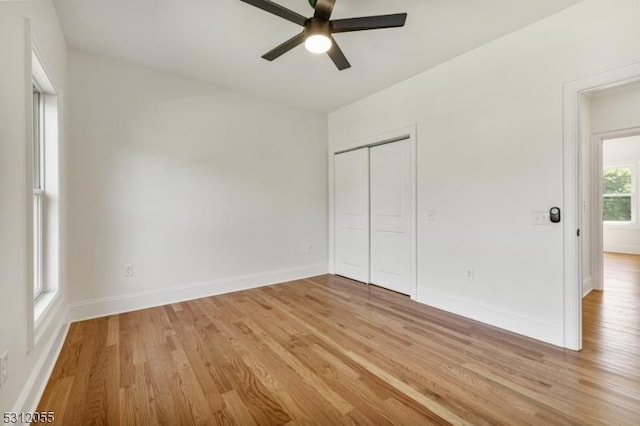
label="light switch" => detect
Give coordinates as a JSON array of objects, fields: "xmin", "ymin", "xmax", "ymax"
[{"xmin": 532, "ymin": 210, "xmax": 550, "ymax": 225}]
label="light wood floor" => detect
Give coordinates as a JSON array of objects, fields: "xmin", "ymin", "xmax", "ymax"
[{"xmin": 38, "ymin": 261, "xmax": 640, "ymax": 425}]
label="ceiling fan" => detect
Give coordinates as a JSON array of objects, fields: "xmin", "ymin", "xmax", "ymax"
[{"xmin": 239, "ymin": 0, "xmax": 408, "ymax": 70}]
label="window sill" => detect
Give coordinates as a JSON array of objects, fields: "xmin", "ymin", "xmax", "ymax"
[
  {"xmin": 603, "ymin": 222, "xmax": 639, "ymax": 229},
  {"xmin": 34, "ymin": 291, "xmax": 60, "ymax": 339}
]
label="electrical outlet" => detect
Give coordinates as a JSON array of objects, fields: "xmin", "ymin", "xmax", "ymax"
[
  {"xmin": 466, "ymin": 269, "xmax": 474, "ymax": 281},
  {"xmin": 427, "ymin": 209, "xmax": 436, "ymax": 222},
  {"xmin": 0, "ymin": 351, "xmax": 8, "ymax": 387},
  {"xmin": 306, "ymin": 244, "xmax": 313, "ymax": 254},
  {"xmin": 124, "ymin": 264, "xmax": 134, "ymax": 277}
]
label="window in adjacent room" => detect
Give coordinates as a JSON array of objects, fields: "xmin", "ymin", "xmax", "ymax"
[{"xmin": 602, "ymin": 166, "xmax": 634, "ymax": 224}]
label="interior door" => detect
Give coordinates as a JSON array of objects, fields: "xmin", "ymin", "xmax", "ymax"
[
  {"xmin": 370, "ymin": 140, "xmax": 412, "ymax": 295},
  {"xmin": 334, "ymin": 148, "xmax": 369, "ymax": 283}
]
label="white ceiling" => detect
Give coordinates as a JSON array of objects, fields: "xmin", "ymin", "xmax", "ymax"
[{"xmin": 53, "ymin": 0, "xmax": 581, "ymax": 112}]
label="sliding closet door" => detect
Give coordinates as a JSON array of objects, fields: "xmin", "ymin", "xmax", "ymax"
[
  {"xmin": 370, "ymin": 140, "xmax": 412, "ymax": 295},
  {"xmin": 334, "ymin": 148, "xmax": 370, "ymax": 283}
]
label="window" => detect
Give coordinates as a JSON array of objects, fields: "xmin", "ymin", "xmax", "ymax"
[
  {"xmin": 32, "ymin": 84, "xmax": 45, "ymax": 299},
  {"xmin": 30, "ymin": 49, "xmax": 60, "ymax": 325},
  {"xmin": 603, "ymin": 166, "xmax": 634, "ymax": 223}
]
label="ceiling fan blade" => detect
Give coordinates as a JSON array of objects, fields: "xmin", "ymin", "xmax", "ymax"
[
  {"xmin": 314, "ymin": 0, "xmax": 336, "ymax": 20},
  {"xmin": 327, "ymin": 38, "xmax": 350, "ymax": 70},
  {"xmin": 261, "ymin": 32, "xmax": 306, "ymax": 61},
  {"xmin": 331, "ymin": 13, "xmax": 407, "ymax": 33},
  {"xmin": 240, "ymin": 0, "xmax": 307, "ymax": 26}
]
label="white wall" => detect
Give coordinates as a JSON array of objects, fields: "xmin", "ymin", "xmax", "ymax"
[
  {"xmin": 592, "ymin": 82, "xmax": 640, "ymax": 134},
  {"xmin": 328, "ymin": 0, "xmax": 640, "ymax": 346},
  {"xmin": 0, "ymin": 0, "xmax": 68, "ymax": 413},
  {"xmin": 601, "ymin": 135, "xmax": 640, "ymax": 254},
  {"xmin": 66, "ymin": 51, "xmax": 328, "ymax": 318}
]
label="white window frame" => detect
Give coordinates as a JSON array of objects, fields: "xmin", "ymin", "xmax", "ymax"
[
  {"xmin": 29, "ymin": 44, "xmax": 62, "ymax": 348},
  {"xmin": 602, "ymin": 164, "xmax": 636, "ymax": 227},
  {"xmin": 32, "ymin": 83, "xmax": 45, "ymax": 300}
]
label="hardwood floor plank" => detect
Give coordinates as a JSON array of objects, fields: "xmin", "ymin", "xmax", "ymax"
[
  {"xmin": 241, "ymin": 317, "xmax": 354, "ymax": 415},
  {"xmin": 37, "ymin": 254, "xmax": 640, "ymax": 424},
  {"xmin": 351, "ymin": 350, "xmax": 471, "ymax": 425},
  {"xmin": 36, "ymin": 376, "xmax": 73, "ymax": 422},
  {"xmin": 225, "ymin": 351, "xmax": 292, "ymax": 425},
  {"xmin": 221, "ymin": 390, "xmax": 257, "ymax": 426}
]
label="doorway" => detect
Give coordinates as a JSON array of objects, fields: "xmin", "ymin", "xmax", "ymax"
[
  {"xmin": 583, "ymin": 83, "xmax": 640, "ymax": 296},
  {"xmin": 583, "ymin": 130, "xmax": 640, "ymax": 297},
  {"xmin": 587, "ymin": 131, "xmax": 640, "ymax": 361},
  {"xmin": 563, "ymin": 62, "xmax": 640, "ymax": 350}
]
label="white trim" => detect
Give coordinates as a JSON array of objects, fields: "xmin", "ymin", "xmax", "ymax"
[
  {"xmin": 410, "ymin": 127, "xmax": 417, "ymax": 301},
  {"xmin": 24, "ymin": 16, "xmax": 36, "ymax": 354},
  {"xmin": 328, "ymin": 125, "xmax": 418, "ymax": 300},
  {"xmin": 582, "ymin": 275, "xmax": 593, "ymax": 297},
  {"xmin": 589, "ymin": 134, "xmax": 604, "ymax": 292},
  {"xmin": 603, "ymin": 222, "xmax": 638, "ymax": 228},
  {"xmin": 34, "ymin": 293, "xmax": 64, "ymax": 345},
  {"xmin": 604, "ymin": 245, "xmax": 640, "ymax": 255},
  {"xmin": 422, "ymin": 289, "xmax": 563, "ymax": 346},
  {"xmin": 69, "ymin": 264, "xmax": 327, "ymax": 322},
  {"xmin": 563, "ymin": 62, "xmax": 640, "ymax": 351},
  {"xmin": 12, "ymin": 307, "xmax": 69, "ymax": 414},
  {"xmin": 31, "ymin": 33, "xmax": 60, "ymax": 96}
]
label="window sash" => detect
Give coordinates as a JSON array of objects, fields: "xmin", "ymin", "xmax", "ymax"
[
  {"xmin": 32, "ymin": 88, "xmax": 44, "ymax": 191},
  {"xmin": 32, "ymin": 86, "xmax": 45, "ymax": 299},
  {"xmin": 33, "ymin": 192, "xmax": 43, "ymax": 299},
  {"xmin": 603, "ymin": 193, "xmax": 633, "ymax": 197},
  {"xmin": 602, "ymin": 166, "xmax": 636, "ymax": 224}
]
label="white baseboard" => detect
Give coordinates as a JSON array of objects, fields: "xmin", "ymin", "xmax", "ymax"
[
  {"xmin": 69, "ymin": 263, "xmax": 328, "ymax": 322},
  {"xmin": 603, "ymin": 245, "xmax": 640, "ymax": 255},
  {"xmin": 12, "ymin": 309, "xmax": 69, "ymax": 415},
  {"xmin": 418, "ymin": 289, "xmax": 563, "ymax": 347},
  {"xmin": 582, "ymin": 275, "xmax": 593, "ymax": 297}
]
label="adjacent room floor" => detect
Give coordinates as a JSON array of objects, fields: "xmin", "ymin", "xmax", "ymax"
[
  {"xmin": 38, "ymin": 268, "xmax": 640, "ymax": 424},
  {"xmin": 583, "ymin": 252, "xmax": 640, "ymax": 375}
]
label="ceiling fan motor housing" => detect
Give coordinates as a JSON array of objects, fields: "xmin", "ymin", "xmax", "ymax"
[{"xmin": 305, "ymin": 17, "xmax": 331, "ymax": 38}]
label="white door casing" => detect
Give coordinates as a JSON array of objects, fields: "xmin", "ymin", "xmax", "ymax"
[
  {"xmin": 334, "ymin": 148, "xmax": 370, "ymax": 283},
  {"xmin": 563, "ymin": 62, "xmax": 640, "ymax": 350},
  {"xmin": 370, "ymin": 140, "xmax": 413, "ymax": 295}
]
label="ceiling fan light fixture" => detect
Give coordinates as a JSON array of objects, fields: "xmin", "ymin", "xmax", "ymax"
[
  {"xmin": 305, "ymin": 34, "xmax": 331, "ymax": 54},
  {"xmin": 241, "ymin": 0, "xmax": 407, "ymax": 70}
]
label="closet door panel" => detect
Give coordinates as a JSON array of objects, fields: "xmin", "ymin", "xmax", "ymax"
[
  {"xmin": 370, "ymin": 140, "xmax": 412, "ymax": 294},
  {"xmin": 334, "ymin": 149, "xmax": 369, "ymax": 283}
]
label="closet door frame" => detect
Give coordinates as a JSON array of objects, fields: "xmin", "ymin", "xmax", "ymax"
[{"xmin": 328, "ymin": 125, "xmax": 417, "ymax": 300}]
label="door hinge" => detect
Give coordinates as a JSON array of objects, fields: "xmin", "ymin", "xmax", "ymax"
[{"xmin": 577, "ymin": 229, "xmax": 580, "ymax": 237}]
